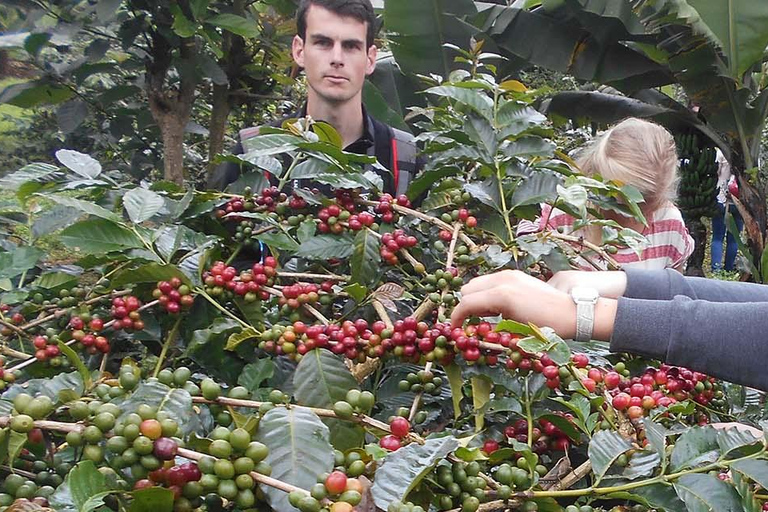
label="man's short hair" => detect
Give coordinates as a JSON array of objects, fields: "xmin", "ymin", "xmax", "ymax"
[{"xmin": 296, "ymin": 0, "xmax": 376, "ymax": 48}]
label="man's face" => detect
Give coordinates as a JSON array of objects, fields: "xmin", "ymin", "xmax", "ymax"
[{"xmin": 292, "ymin": 5, "xmax": 377, "ymax": 106}]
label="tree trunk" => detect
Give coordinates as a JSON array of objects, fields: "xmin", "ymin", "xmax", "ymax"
[
  {"xmin": 154, "ymin": 111, "xmax": 188, "ymax": 184},
  {"xmin": 207, "ymin": 83, "xmax": 231, "ymax": 176},
  {"xmin": 732, "ymin": 155, "xmax": 767, "ymax": 278},
  {"xmin": 682, "ymin": 216, "xmax": 707, "ymax": 276}
]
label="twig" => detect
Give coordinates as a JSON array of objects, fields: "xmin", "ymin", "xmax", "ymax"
[
  {"xmin": 1, "ymin": 345, "xmax": 30, "ymax": 360},
  {"xmin": 276, "ymin": 271, "xmax": 348, "ymax": 282},
  {"xmin": 360, "ymin": 200, "xmax": 478, "ymax": 250},
  {"xmin": 24, "ymin": 290, "xmax": 133, "ymax": 331},
  {"xmin": 371, "ymin": 300, "xmax": 394, "ymax": 329},
  {"xmin": 0, "ymin": 416, "xmax": 83, "ymax": 433},
  {"xmin": 303, "ymin": 304, "xmax": 330, "ymax": 325},
  {"xmin": 548, "ymin": 232, "xmax": 620, "ymax": 270},
  {"xmin": 190, "ymin": 397, "xmax": 425, "ymax": 444},
  {"xmin": 0, "ymin": 319, "xmax": 25, "ymax": 337},
  {"xmin": 408, "ymin": 362, "xmax": 433, "ymax": 423},
  {"xmin": 153, "ymin": 316, "xmax": 182, "ymax": 377},
  {"xmin": 0, "ymin": 465, "xmax": 36, "ymax": 479}
]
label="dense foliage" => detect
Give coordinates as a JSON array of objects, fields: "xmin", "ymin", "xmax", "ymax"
[{"xmin": 1, "ymin": 61, "xmax": 768, "ymax": 512}]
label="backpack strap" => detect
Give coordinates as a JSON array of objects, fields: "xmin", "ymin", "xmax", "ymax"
[{"xmin": 390, "ymin": 127, "xmax": 419, "ymax": 197}]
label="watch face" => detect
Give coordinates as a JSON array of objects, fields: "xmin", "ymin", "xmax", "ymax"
[{"xmin": 572, "ymin": 287, "xmax": 599, "ymax": 302}]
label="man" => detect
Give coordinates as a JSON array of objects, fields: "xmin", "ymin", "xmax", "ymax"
[{"xmin": 208, "ymin": 0, "xmax": 421, "ymax": 195}]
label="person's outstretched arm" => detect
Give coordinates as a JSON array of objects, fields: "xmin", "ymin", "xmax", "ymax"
[
  {"xmin": 451, "ymin": 270, "xmax": 768, "ymax": 391},
  {"xmin": 549, "ymin": 268, "xmax": 768, "ymax": 304}
]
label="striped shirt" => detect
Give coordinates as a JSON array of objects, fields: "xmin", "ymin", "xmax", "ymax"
[{"xmin": 518, "ymin": 203, "xmax": 695, "ymax": 270}]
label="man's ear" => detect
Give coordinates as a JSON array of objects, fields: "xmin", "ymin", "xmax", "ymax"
[
  {"xmin": 365, "ymin": 45, "xmax": 377, "ymax": 76},
  {"xmin": 292, "ymin": 35, "xmax": 305, "ymax": 67}
]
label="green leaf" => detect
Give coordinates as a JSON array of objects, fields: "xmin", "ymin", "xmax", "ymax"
[
  {"xmin": 444, "ymin": 362, "xmax": 463, "ymax": 419},
  {"xmin": 293, "ymin": 349, "xmax": 358, "ymax": 408},
  {"xmin": 170, "ymin": 4, "xmax": 197, "ymax": 37},
  {"xmin": 206, "ymin": 14, "xmax": 259, "ymax": 38},
  {"xmin": 731, "ymin": 469, "xmax": 762, "ymax": 512},
  {"xmin": 42, "ymin": 194, "xmax": 122, "ymax": 223},
  {"xmin": 549, "ymin": 393, "xmax": 590, "ymax": 424},
  {"xmin": 112, "ymin": 380, "xmax": 198, "ymax": 436},
  {"xmin": 471, "ymin": 376, "xmax": 492, "ymax": 432},
  {"xmin": 238, "ymin": 359, "xmax": 274, "ymax": 394},
  {"xmin": 59, "ymin": 461, "xmax": 110, "ymax": 512},
  {"xmin": 185, "ymin": 319, "xmax": 244, "ymax": 383},
  {"xmin": 537, "ymin": 412, "xmax": 582, "ymax": 442},
  {"xmin": 57, "ymin": 100, "xmax": 88, "ymax": 134},
  {"xmin": 0, "ymin": 246, "xmax": 42, "ymax": 279},
  {"xmin": 58, "ymin": 341, "xmax": 93, "ymax": 390},
  {"xmin": 3, "ymin": 431, "xmax": 27, "ymax": 468},
  {"xmin": 350, "ymin": 229, "xmax": 381, "ymax": 287},
  {"xmin": 233, "ymin": 296, "xmax": 265, "ymax": 326},
  {"xmin": 312, "ymin": 122, "xmax": 343, "ymax": 149},
  {"xmin": 60, "ymin": 218, "xmax": 143, "ymax": 254},
  {"xmin": 371, "ymin": 436, "xmax": 460, "ymax": 509},
  {"xmin": 670, "ymin": 426, "xmax": 720, "ymax": 471},
  {"xmin": 425, "ymin": 85, "xmax": 493, "ymax": 119},
  {"xmin": 0, "ymin": 163, "xmax": 59, "ymax": 190},
  {"xmin": 716, "ymin": 425, "xmax": 762, "ymax": 457},
  {"xmin": 481, "ymin": 396, "xmax": 522, "ymax": 415},
  {"xmin": 517, "ymin": 336, "xmax": 547, "ymax": 355},
  {"xmin": 123, "ymin": 188, "xmax": 165, "ymax": 223},
  {"xmin": 495, "ymin": 320, "xmax": 535, "ymax": 336},
  {"xmin": 128, "ymin": 487, "xmax": 175, "ymax": 512},
  {"xmin": 255, "ymin": 407, "xmax": 334, "ymax": 511},
  {"xmin": 55, "ymin": 149, "xmax": 101, "ymax": 179},
  {"xmin": 673, "ymin": 473, "xmax": 743, "ymax": 512},
  {"xmin": 384, "ymin": 0, "xmax": 478, "ymax": 77},
  {"xmin": 557, "ymin": 184, "xmax": 588, "ymax": 218},
  {"xmin": 732, "ymin": 459, "xmax": 768, "ymax": 491},
  {"xmin": 588, "ymin": 430, "xmax": 632, "ymax": 481},
  {"xmin": 620, "ymin": 450, "xmax": 661, "ymax": 480},
  {"xmin": 258, "ymin": 231, "xmax": 300, "ymax": 251},
  {"xmin": 32, "ymin": 271, "xmax": 79, "ymax": 290},
  {"xmin": 294, "ymin": 234, "xmax": 355, "ymax": 260},
  {"xmin": 643, "ymin": 419, "xmax": 669, "ymax": 470},
  {"xmin": 112, "ymin": 264, "xmax": 189, "ymax": 288},
  {"xmin": 3, "ymin": 371, "xmax": 84, "ymax": 403},
  {"xmin": 225, "ymin": 327, "xmax": 259, "ymax": 351},
  {"xmin": 2, "ymin": 82, "xmax": 73, "ymax": 108},
  {"xmin": 343, "ymin": 283, "xmax": 367, "ymax": 303}
]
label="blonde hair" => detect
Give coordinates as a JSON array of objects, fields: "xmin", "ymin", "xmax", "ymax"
[{"xmin": 577, "ymin": 117, "xmax": 679, "ymax": 214}]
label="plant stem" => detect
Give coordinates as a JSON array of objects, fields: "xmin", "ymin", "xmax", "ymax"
[
  {"xmin": 195, "ymin": 288, "xmax": 251, "ymax": 329},
  {"xmin": 225, "ymin": 244, "xmax": 243, "ymax": 266},
  {"xmin": 408, "ymin": 361, "xmax": 433, "ymax": 422},
  {"xmin": 276, "ymin": 271, "xmax": 348, "ymax": 281},
  {"xmin": 277, "ymin": 154, "xmax": 304, "ymax": 191},
  {"xmin": 153, "ymin": 316, "xmax": 182, "ymax": 377},
  {"xmin": 525, "ymin": 376, "xmax": 533, "ymax": 448}
]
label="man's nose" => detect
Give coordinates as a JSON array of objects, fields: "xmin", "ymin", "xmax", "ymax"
[{"xmin": 330, "ymin": 43, "xmax": 344, "ymax": 66}]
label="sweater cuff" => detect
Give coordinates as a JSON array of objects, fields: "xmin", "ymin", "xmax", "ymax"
[
  {"xmin": 623, "ymin": 269, "xmax": 673, "ymax": 300},
  {"xmin": 610, "ymin": 297, "xmax": 672, "ymax": 359}
]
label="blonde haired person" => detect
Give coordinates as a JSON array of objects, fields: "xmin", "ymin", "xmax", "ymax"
[{"xmin": 519, "ymin": 118, "xmax": 694, "ymax": 271}]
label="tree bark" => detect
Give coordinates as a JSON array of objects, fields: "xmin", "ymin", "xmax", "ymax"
[
  {"xmin": 207, "ymin": 83, "xmax": 231, "ymax": 177},
  {"xmin": 144, "ymin": 16, "xmax": 197, "ymax": 185},
  {"xmin": 732, "ymin": 151, "xmax": 767, "ymax": 277},
  {"xmin": 683, "ymin": 215, "xmax": 706, "ymax": 277}
]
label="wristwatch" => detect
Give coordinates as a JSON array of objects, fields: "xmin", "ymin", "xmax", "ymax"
[{"xmin": 570, "ymin": 287, "xmax": 599, "ymax": 342}]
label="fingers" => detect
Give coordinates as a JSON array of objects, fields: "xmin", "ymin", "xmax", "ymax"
[
  {"xmin": 450, "ymin": 290, "xmax": 506, "ymax": 328},
  {"xmin": 459, "ymin": 270, "xmax": 521, "ymax": 296}
]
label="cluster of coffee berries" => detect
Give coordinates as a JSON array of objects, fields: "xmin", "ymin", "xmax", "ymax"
[
  {"xmin": 607, "ymin": 363, "xmax": 721, "ymax": 419},
  {"xmin": 0, "ymin": 311, "xmax": 24, "ymax": 336},
  {"xmin": 289, "ymin": 469, "xmax": 363, "ymax": 512},
  {"xmin": 432, "ymin": 460, "xmax": 494, "ymax": 511},
  {"xmin": 280, "ymin": 283, "xmax": 320, "ymax": 309},
  {"xmin": 424, "ymin": 268, "xmax": 462, "ymax": 305},
  {"xmin": 375, "ymin": 193, "xmax": 410, "ymax": 223},
  {"xmin": 332, "ymin": 450, "xmax": 368, "ymax": 478},
  {"xmin": 31, "ymin": 335, "xmax": 60, "ymax": 362},
  {"xmin": 346, "ymin": 211, "xmax": 376, "ymax": 231},
  {"xmin": 503, "ymin": 415, "xmax": 574, "ymax": 455},
  {"xmin": 8, "ymin": 394, "xmax": 54, "ymax": 435},
  {"xmin": 195, "ymin": 428, "xmax": 271, "ymax": 509},
  {"xmin": 380, "ymin": 416, "xmax": 411, "ymax": 451},
  {"xmin": 398, "ymin": 370, "xmax": 443, "ymax": 395},
  {"xmin": 71, "ymin": 329, "xmax": 111, "ymax": 354},
  {"xmin": 110, "ymin": 295, "xmax": 143, "ymax": 331},
  {"xmin": 153, "ymin": 277, "xmax": 194, "ymax": 314},
  {"xmin": 0, "ymin": 477, "xmax": 56, "ymax": 508},
  {"xmin": 0, "ymin": 355, "xmax": 15, "ymax": 391},
  {"xmin": 440, "ymin": 207, "xmax": 477, "ymax": 228},
  {"xmin": 139, "ymin": 460, "xmax": 202, "ymax": 502},
  {"xmin": 317, "ymin": 203, "xmax": 353, "ymax": 234},
  {"xmin": 332, "ymin": 389, "xmax": 375, "ymax": 419},
  {"xmin": 380, "ymin": 229, "xmax": 418, "ymax": 265}
]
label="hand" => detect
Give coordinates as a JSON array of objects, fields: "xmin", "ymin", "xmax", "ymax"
[
  {"xmin": 450, "ymin": 270, "xmax": 578, "ymax": 338},
  {"xmin": 547, "ymin": 270, "xmax": 628, "ymax": 299}
]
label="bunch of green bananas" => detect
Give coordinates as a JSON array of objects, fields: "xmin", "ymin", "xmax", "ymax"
[{"xmin": 675, "ymin": 132, "xmax": 719, "ymax": 218}]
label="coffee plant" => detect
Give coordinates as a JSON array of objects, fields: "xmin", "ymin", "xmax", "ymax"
[{"xmin": 0, "ymin": 55, "xmax": 766, "ymax": 512}]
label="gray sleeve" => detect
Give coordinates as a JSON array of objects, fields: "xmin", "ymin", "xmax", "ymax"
[
  {"xmin": 611, "ymin": 296, "xmax": 768, "ymax": 390},
  {"xmin": 624, "ymin": 268, "xmax": 768, "ymax": 303}
]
